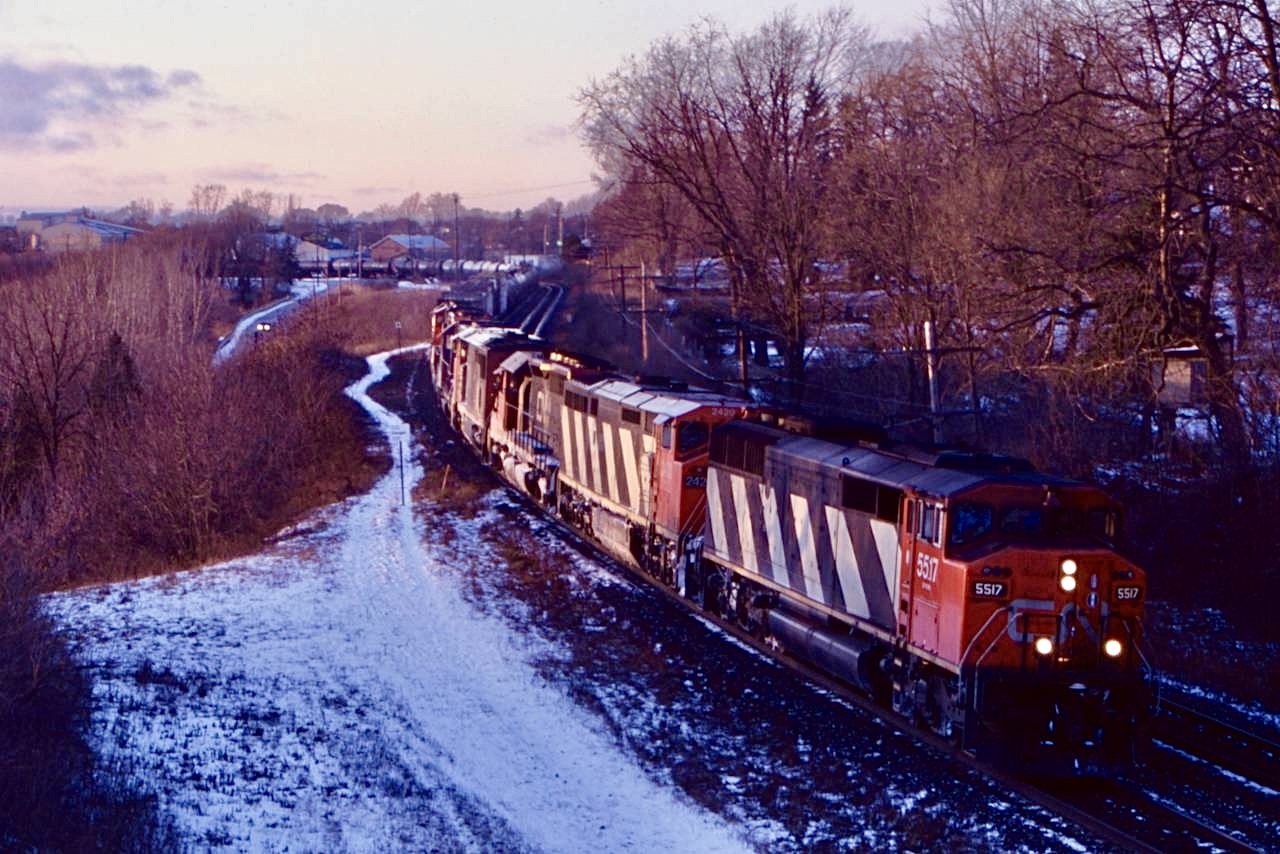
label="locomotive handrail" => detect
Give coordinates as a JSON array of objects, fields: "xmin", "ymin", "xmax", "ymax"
[
  {"xmin": 680, "ymin": 492, "xmax": 708, "ymax": 538},
  {"xmin": 960, "ymin": 605, "xmax": 1012, "ymax": 670},
  {"xmin": 966, "ymin": 606, "xmax": 1015, "ymax": 714}
]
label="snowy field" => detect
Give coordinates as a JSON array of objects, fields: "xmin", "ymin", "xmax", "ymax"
[
  {"xmin": 48, "ymin": 348, "xmax": 1102, "ymax": 852},
  {"xmin": 50, "ymin": 348, "xmax": 746, "ymax": 852}
]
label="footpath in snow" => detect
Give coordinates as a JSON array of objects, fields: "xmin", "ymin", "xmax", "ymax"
[{"xmin": 50, "ymin": 346, "xmax": 749, "ymax": 853}]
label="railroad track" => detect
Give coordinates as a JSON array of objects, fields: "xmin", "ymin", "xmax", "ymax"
[
  {"xmin": 1150, "ymin": 696, "xmax": 1280, "ymax": 793},
  {"xmin": 495, "ymin": 281, "xmax": 563, "ymax": 336},
  {"xmin": 399, "ymin": 334, "xmax": 1268, "ymax": 852},
  {"xmin": 503, "ymin": 497, "xmax": 1262, "ymax": 852}
]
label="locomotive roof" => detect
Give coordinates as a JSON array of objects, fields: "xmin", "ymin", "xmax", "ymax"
[
  {"xmin": 722, "ymin": 420, "xmax": 1076, "ymax": 498},
  {"xmin": 453, "ymin": 324, "xmax": 533, "ymax": 350},
  {"xmin": 591, "ymin": 378, "xmax": 744, "ymax": 420}
]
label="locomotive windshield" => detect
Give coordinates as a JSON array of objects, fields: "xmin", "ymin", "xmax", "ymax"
[
  {"xmin": 948, "ymin": 503, "xmax": 1119, "ymax": 548},
  {"xmin": 675, "ymin": 421, "xmax": 710, "ymax": 457}
]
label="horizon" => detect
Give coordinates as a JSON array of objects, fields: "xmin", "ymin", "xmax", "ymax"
[{"xmin": 0, "ymin": 1, "xmax": 935, "ymax": 217}]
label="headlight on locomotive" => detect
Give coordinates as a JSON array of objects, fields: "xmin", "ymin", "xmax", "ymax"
[
  {"xmin": 1059, "ymin": 575, "xmax": 1078, "ymax": 593},
  {"xmin": 1034, "ymin": 636, "xmax": 1055, "ymax": 656},
  {"xmin": 1103, "ymin": 638, "xmax": 1123, "ymax": 658},
  {"xmin": 1060, "ymin": 558, "xmax": 1078, "ymax": 576}
]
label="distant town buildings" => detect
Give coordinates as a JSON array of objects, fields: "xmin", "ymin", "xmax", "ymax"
[
  {"xmin": 368, "ymin": 234, "xmax": 450, "ymax": 265},
  {"xmin": 16, "ymin": 210, "xmax": 144, "ymax": 253}
]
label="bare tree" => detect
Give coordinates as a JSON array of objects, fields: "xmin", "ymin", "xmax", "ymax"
[{"xmin": 580, "ymin": 9, "xmax": 868, "ymax": 400}]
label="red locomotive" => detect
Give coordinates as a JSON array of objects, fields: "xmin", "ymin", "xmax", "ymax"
[{"xmin": 429, "ymin": 303, "xmax": 1151, "ymax": 773}]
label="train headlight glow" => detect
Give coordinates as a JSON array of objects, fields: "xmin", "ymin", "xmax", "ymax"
[
  {"xmin": 1060, "ymin": 575, "xmax": 1078, "ymax": 593},
  {"xmin": 1061, "ymin": 558, "xmax": 1078, "ymax": 576},
  {"xmin": 1104, "ymin": 638, "xmax": 1124, "ymax": 658},
  {"xmin": 1035, "ymin": 637, "xmax": 1055, "ymax": 656}
]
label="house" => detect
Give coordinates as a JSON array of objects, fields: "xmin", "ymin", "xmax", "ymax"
[
  {"xmin": 16, "ymin": 210, "xmax": 82, "ymax": 250},
  {"xmin": 295, "ymin": 238, "xmax": 359, "ymax": 271},
  {"xmin": 369, "ymin": 234, "xmax": 450, "ymax": 264},
  {"xmin": 37, "ymin": 218, "xmax": 144, "ymax": 253}
]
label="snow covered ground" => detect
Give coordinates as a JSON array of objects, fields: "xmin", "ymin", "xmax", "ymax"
[
  {"xmin": 49, "ymin": 347, "xmax": 747, "ymax": 852},
  {"xmin": 47, "ymin": 347, "xmax": 1109, "ymax": 852}
]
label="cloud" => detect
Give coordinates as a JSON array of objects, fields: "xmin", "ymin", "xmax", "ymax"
[
  {"xmin": 525, "ymin": 124, "xmax": 575, "ymax": 147},
  {"xmin": 0, "ymin": 56, "xmax": 201, "ymax": 151},
  {"xmin": 201, "ymin": 163, "xmax": 325, "ymax": 185}
]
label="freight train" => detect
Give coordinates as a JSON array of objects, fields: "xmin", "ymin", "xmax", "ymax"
[{"xmin": 427, "ymin": 303, "xmax": 1153, "ymax": 774}]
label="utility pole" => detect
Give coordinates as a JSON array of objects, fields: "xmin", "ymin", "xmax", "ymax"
[
  {"xmin": 452, "ymin": 193, "xmax": 460, "ymax": 283},
  {"xmin": 556, "ymin": 204, "xmax": 563, "ymax": 256},
  {"xmin": 924, "ymin": 318, "xmax": 943, "ymax": 445},
  {"xmin": 639, "ymin": 260, "xmax": 649, "ymax": 365}
]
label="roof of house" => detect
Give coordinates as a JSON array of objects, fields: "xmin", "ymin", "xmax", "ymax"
[
  {"xmin": 375, "ymin": 234, "xmax": 450, "ymax": 251},
  {"xmin": 42, "ymin": 219, "xmax": 144, "ymax": 238}
]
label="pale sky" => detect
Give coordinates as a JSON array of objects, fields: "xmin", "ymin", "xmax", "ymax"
[{"xmin": 0, "ymin": 0, "xmax": 935, "ymax": 217}]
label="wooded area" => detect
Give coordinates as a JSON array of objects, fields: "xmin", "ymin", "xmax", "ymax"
[
  {"xmin": 0, "ymin": 233, "xmax": 388, "ymax": 848},
  {"xmin": 579, "ymin": 0, "xmax": 1280, "ymax": 639},
  {"xmin": 581, "ymin": 0, "xmax": 1280, "ymax": 469}
]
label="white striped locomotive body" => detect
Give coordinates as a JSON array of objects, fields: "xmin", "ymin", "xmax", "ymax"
[
  {"xmin": 695, "ymin": 418, "xmax": 1151, "ymax": 773},
  {"xmin": 428, "ymin": 304, "xmax": 750, "ymax": 583},
  {"xmin": 427, "ymin": 303, "xmax": 1151, "ymax": 775}
]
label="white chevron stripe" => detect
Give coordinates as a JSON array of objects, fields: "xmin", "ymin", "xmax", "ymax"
[
  {"xmin": 826, "ymin": 507, "xmax": 871, "ymax": 619},
  {"xmin": 560, "ymin": 407, "xmax": 574, "ymax": 481},
  {"xmin": 574, "ymin": 412, "xmax": 589, "ymax": 488},
  {"xmin": 761, "ymin": 484, "xmax": 786, "ymax": 585},
  {"xmin": 871, "ymin": 518, "xmax": 902, "ymax": 599},
  {"xmin": 707, "ymin": 469, "xmax": 728, "ymax": 556},
  {"xmin": 602, "ymin": 423, "xmax": 619, "ymax": 502},
  {"xmin": 620, "ymin": 430, "xmax": 640, "ymax": 506},
  {"xmin": 730, "ymin": 473, "xmax": 754, "ymax": 572},
  {"xmin": 790, "ymin": 494, "xmax": 823, "ymax": 599}
]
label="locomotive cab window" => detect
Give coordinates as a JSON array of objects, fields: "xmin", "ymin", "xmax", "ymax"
[
  {"xmin": 1000, "ymin": 506, "xmax": 1120, "ymax": 546},
  {"xmin": 675, "ymin": 421, "xmax": 710, "ymax": 458},
  {"xmin": 949, "ymin": 502, "xmax": 993, "ymax": 546},
  {"xmin": 918, "ymin": 502, "xmax": 941, "ymax": 545}
]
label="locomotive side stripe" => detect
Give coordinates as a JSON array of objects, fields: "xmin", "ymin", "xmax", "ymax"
[
  {"xmin": 742, "ymin": 478, "xmax": 768, "ymax": 578},
  {"xmin": 790, "ymin": 494, "xmax": 823, "ymax": 600},
  {"xmin": 848, "ymin": 512, "xmax": 895, "ymax": 627},
  {"xmin": 761, "ymin": 483, "xmax": 789, "ymax": 587},
  {"xmin": 813, "ymin": 503, "xmax": 844, "ymax": 611},
  {"xmin": 594, "ymin": 418, "xmax": 606, "ymax": 498},
  {"xmin": 706, "ymin": 468, "xmax": 729, "ymax": 558},
  {"xmin": 601, "ymin": 423, "xmax": 613, "ymax": 500},
  {"xmin": 620, "ymin": 430, "xmax": 640, "ymax": 511},
  {"xmin": 717, "ymin": 470, "xmax": 743, "ymax": 565},
  {"xmin": 561, "ymin": 407, "xmax": 576, "ymax": 482},
  {"xmin": 775, "ymin": 485, "xmax": 809, "ymax": 593},
  {"xmin": 826, "ymin": 507, "xmax": 871, "ymax": 619},
  {"xmin": 575, "ymin": 412, "xmax": 590, "ymax": 490},
  {"xmin": 585, "ymin": 414, "xmax": 599, "ymax": 495},
  {"xmin": 732, "ymin": 471, "xmax": 747, "ymax": 571},
  {"xmin": 871, "ymin": 519, "xmax": 902, "ymax": 613},
  {"xmin": 748, "ymin": 481, "xmax": 773, "ymax": 583},
  {"xmin": 604, "ymin": 424, "xmax": 623, "ymax": 506},
  {"xmin": 616, "ymin": 426, "xmax": 631, "ymax": 507}
]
